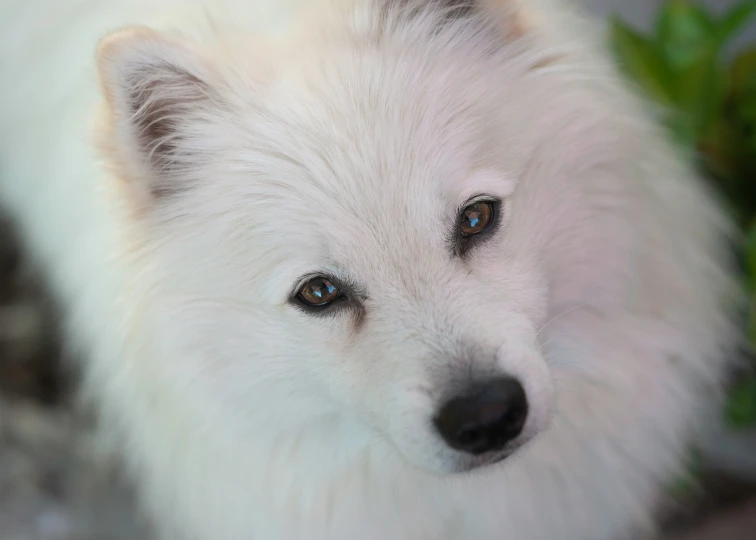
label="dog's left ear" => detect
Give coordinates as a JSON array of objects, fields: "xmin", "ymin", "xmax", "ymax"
[
  {"xmin": 429, "ymin": 0, "xmax": 477, "ymax": 18},
  {"xmin": 393, "ymin": 0, "xmax": 536, "ymax": 40},
  {"xmin": 388, "ymin": 0, "xmax": 478, "ymax": 20},
  {"xmin": 96, "ymin": 27, "xmax": 223, "ymax": 200}
]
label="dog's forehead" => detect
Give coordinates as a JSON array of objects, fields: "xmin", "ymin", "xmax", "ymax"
[
  {"xmin": 292, "ymin": 83, "xmax": 477, "ymax": 219},
  {"xmin": 252, "ymin": 48, "xmax": 496, "ymax": 208},
  {"xmin": 210, "ymin": 39, "xmax": 524, "ymax": 281}
]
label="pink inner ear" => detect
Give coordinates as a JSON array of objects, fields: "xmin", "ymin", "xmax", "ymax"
[
  {"xmin": 126, "ymin": 62, "xmax": 207, "ymax": 179},
  {"xmin": 96, "ymin": 28, "xmax": 219, "ymax": 199}
]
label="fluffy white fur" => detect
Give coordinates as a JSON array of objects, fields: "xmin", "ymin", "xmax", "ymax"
[{"xmin": 0, "ymin": 0, "xmax": 742, "ymax": 539}]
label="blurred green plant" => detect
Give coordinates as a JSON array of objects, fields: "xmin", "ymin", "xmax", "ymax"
[
  {"xmin": 612, "ymin": 0, "xmax": 756, "ymax": 425},
  {"xmin": 612, "ymin": 0, "xmax": 756, "ymax": 221},
  {"xmin": 611, "ymin": 0, "xmax": 756, "ymax": 497}
]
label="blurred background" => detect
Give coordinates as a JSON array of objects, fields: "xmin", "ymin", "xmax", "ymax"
[{"xmin": 1, "ymin": 1, "xmax": 756, "ymax": 539}]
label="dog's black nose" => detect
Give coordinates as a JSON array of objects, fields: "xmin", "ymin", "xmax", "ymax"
[{"xmin": 433, "ymin": 377, "xmax": 528, "ymax": 455}]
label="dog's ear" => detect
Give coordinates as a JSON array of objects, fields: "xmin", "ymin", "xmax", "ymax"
[
  {"xmin": 96, "ymin": 27, "xmax": 221, "ymax": 200},
  {"xmin": 386, "ymin": 0, "xmax": 478, "ymax": 20},
  {"xmin": 430, "ymin": 0, "xmax": 477, "ymax": 18},
  {"xmin": 388, "ymin": 0, "xmax": 536, "ymax": 40}
]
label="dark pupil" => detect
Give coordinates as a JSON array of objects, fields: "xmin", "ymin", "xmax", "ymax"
[
  {"xmin": 463, "ymin": 203, "xmax": 489, "ymax": 234},
  {"xmin": 305, "ymin": 278, "xmax": 337, "ymax": 304},
  {"xmin": 466, "ymin": 208, "xmax": 482, "ymax": 228}
]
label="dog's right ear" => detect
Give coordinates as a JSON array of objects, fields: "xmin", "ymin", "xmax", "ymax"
[
  {"xmin": 383, "ymin": 0, "xmax": 539, "ymax": 42},
  {"xmin": 96, "ymin": 27, "xmax": 222, "ymax": 200}
]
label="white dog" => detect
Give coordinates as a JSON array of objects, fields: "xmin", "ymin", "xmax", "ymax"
[{"xmin": 0, "ymin": 0, "xmax": 742, "ymax": 539}]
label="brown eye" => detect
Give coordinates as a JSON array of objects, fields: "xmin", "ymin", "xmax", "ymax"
[
  {"xmin": 298, "ymin": 277, "xmax": 341, "ymax": 307},
  {"xmin": 460, "ymin": 201, "xmax": 494, "ymax": 236}
]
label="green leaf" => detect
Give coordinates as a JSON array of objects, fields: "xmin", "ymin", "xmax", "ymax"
[
  {"xmin": 725, "ymin": 373, "xmax": 756, "ymax": 428},
  {"xmin": 744, "ymin": 224, "xmax": 756, "ymax": 344},
  {"xmin": 717, "ymin": 0, "xmax": 756, "ymax": 45},
  {"xmin": 731, "ymin": 48, "xmax": 756, "ymax": 97},
  {"xmin": 730, "ymin": 53, "xmax": 756, "ymax": 161},
  {"xmin": 664, "ymin": 112, "xmax": 697, "ymax": 150},
  {"xmin": 667, "ymin": 447, "xmax": 704, "ymax": 500},
  {"xmin": 656, "ymin": 0, "xmax": 717, "ymax": 72},
  {"xmin": 743, "ymin": 220, "xmax": 756, "ymax": 279},
  {"xmin": 675, "ymin": 48, "xmax": 727, "ymax": 137},
  {"xmin": 747, "ymin": 297, "xmax": 756, "ymax": 345},
  {"xmin": 697, "ymin": 118, "xmax": 740, "ymax": 179},
  {"xmin": 611, "ymin": 17, "xmax": 675, "ymax": 106}
]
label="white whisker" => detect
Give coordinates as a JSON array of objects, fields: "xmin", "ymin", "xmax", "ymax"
[{"xmin": 536, "ymin": 301, "xmax": 601, "ymax": 338}]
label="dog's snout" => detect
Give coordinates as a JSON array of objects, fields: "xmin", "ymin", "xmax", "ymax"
[{"xmin": 433, "ymin": 377, "xmax": 528, "ymax": 455}]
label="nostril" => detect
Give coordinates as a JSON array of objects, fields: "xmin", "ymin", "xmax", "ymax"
[
  {"xmin": 434, "ymin": 376, "xmax": 528, "ymax": 455},
  {"xmin": 456, "ymin": 428, "xmax": 483, "ymax": 448},
  {"xmin": 505, "ymin": 402, "xmax": 527, "ymax": 432}
]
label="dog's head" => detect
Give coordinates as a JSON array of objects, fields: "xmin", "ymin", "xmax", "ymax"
[{"xmin": 94, "ymin": 0, "xmax": 602, "ymax": 474}]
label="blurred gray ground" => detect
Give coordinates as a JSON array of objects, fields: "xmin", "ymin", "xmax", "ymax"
[
  {"xmin": 1, "ymin": 1, "xmax": 755, "ymax": 539},
  {"xmin": 0, "ymin": 217, "xmax": 152, "ymax": 540}
]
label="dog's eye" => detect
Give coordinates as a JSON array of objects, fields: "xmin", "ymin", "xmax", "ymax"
[
  {"xmin": 297, "ymin": 277, "xmax": 341, "ymax": 307},
  {"xmin": 460, "ymin": 201, "xmax": 494, "ymax": 236},
  {"xmin": 453, "ymin": 198, "xmax": 502, "ymax": 257}
]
